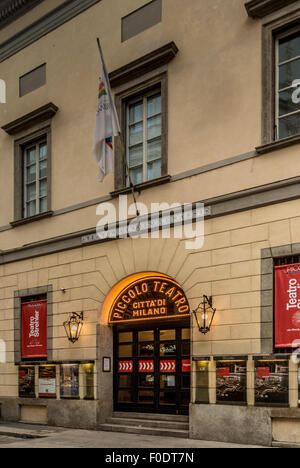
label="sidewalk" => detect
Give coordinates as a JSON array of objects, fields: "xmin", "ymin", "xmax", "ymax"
[{"xmin": 0, "ymin": 422, "xmax": 269, "ymax": 448}]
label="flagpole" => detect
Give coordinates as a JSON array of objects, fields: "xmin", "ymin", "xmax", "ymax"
[{"xmin": 96, "ymin": 38, "xmax": 140, "ymax": 219}]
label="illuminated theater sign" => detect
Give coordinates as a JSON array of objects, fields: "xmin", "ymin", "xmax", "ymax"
[{"xmin": 108, "ymin": 275, "xmax": 190, "ymax": 324}]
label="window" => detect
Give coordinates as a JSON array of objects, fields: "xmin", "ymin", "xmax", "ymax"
[
  {"xmin": 276, "ymin": 32, "xmax": 300, "ymax": 139},
  {"xmin": 23, "ymin": 139, "xmax": 48, "ymax": 218},
  {"xmin": 126, "ymin": 91, "xmax": 162, "ymax": 186},
  {"xmin": 2, "ymin": 103, "xmax": 57, "ymax": 225},
  {"xmin": 260, "ymin": 7, "xmax": 300, "ymax": 148},
  {"xmin": 110, "ymin": 42, "xmax": 179, "ymax": 193}
]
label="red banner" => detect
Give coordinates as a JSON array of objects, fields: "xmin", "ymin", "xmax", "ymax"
[
  {"xmin": 21, "ymin": 300, "xmax": 47, "ymax": 359},
  {"xmin": 139, "ymin": 360, "xmax": 154, "ymax": 372},
  {"xmin": 275, "ymin": 263, "xmax": 300, "ymax": 348},
  {"xmin": 182, "ymin": 359, "xmax": 191, "ymax": 373}
]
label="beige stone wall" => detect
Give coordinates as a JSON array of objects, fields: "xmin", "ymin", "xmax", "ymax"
[
  {"xmin": 0, "ymin": 198, "xmax": 300, "ymax": 398},
  {"xmin": 0, "ymin": 0, "xmax": 293, "ymax": 252}
]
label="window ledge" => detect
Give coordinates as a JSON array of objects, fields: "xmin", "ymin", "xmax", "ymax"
[
  {"xmin": 256, "ymin": 134, "xmax": 300, "ymax": 154},
  {"xmin": 110, "ymin": 175, "xmax": 171, "ymax": 198},
  {"xmin": 10, "ymin": 211, "xmax": 53, "ymax": 228},
  {"xmin": 245, "ymin": 0, "xmax": 298, "ymax": 18}
]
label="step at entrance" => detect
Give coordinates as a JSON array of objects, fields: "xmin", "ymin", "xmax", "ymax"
[{"xmin": 99, "ymin": 412, "xmax": 189, "ymax": 439}]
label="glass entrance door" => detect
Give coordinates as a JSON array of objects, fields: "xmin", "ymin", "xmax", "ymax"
[{"xmin": 114, "ymin": 326, "xmax": 190, "ymax": 414}]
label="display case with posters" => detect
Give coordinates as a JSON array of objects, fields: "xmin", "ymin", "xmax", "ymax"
[
  {"xmin": 38, "ymin": 365, "xmax": 56, "ymax": 398},
  {"xmin": 215, "ymin": 359, "xmax": 247, "ymax": 405},
  {"xmin": 194, "ymin": 359, "xmax": 210, "ymax": 403},
  {"xmin": 255, "ymin": 359, "xmax": 289, "ymax": 406},
  {"xmin": 83, "ymin": 363, "xmax": 94, "ymax": 400},
  {"xmin": 60, "ymin": 364, "xmax": 79, "ymax": 399},
  {"xmin": 19, "ymin": 366, "xmax": 35, "ymax": 398}
]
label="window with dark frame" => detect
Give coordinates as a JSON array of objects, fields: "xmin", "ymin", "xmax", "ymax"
[
  {"xmin": 1, "ymin": 103, "xmax": 57, "ymax": 225},
  {"xmin": 276, "ymin": 30, "xmax": 300, "ymax": 140},
  {"xmin": 22, "ymin": 139, "xmax": 48, "ymax": 218},
  {"xmin": 110, "ymin": 43, "xmax": 178, "ymax": 192},
  {"xmin": 113, "ymin": 71, "xmax": 169, "ymax": 193},
  {"xmin": 126, "ymin": 89, "xmax": 162, "ymax": 186},
  {"xmin": 260, "ymin": 11, "xmax": 300, "ymax": 147}
]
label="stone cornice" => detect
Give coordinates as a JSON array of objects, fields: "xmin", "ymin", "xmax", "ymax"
[
  {"xmin": 109, "ymin": 42, "xmax": 179, "ymax": 88},
  {"xmin": 0, "ymin": 0, "xmax": 102, "ymax": 63},
  {"xmin": 1, "ymin": 102, "xmax": 58, "ymax": 135},
  {"xmin": 0, "ymin": 0, "xmax": 45, "ymax": 30},
  {"xmin": 245, "ymin": 0, "xmax": 298, "ymax": 18}
]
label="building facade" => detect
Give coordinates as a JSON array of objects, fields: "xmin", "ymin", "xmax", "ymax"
[{"xmin": 1, "ymin": 0, "xmax": 300, "ymax": 447}]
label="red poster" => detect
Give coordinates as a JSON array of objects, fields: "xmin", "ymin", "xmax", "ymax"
[
  {"xmin": 257, "ymin": 367, "xmax": 270, "ymax": 379},
  {"xmin": 219, "ymin": 368, "xmax": 230, "ymax": 378},
  {"xmin": 182, "ymin": 359, "xmax": 191, "ymax": 373},
  {"xmin": 21, "ymin": 300, "xmax": 47, "ymax": 359},
  {"xmin": 275, "ymin": 264, "xmax": 300, "ymax": 348},
  {"xmin": 160, "ymin": 360, "xmax": 176, "ymax": 372},
  {"xmin": 118, "ymin": 361, "xmax": 133, "ymax": 373},
  {"xmin": 139, "ymin": 360, "xmax": 154, "ymax": 372}
]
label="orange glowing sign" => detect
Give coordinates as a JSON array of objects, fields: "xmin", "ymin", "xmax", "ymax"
[{"xmin": 106, "ymin": 273, "xmax": 190, "ymax": 325}]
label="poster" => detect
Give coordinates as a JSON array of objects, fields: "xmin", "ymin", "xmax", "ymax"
[
  {"xmin": 60, "ymin": 365, "xmax": 79, "ymax": 398},
  {"xmin": 39, "ymin": 366, "xmax": 56, "ymax": 398},
  {"xmin": 21, "ymin": 300, "xmax": 47, "ymax": 358},
  {"xmin": 19, "ymin": 366, "xmax": 35, "ymax": 398},
  {"xmin": 216, "ymin": 361, "xmax": 247, "ymax": 404},
  {"xmin": 275, "ymin": 263, "xmax": 300, "ymax": 348},
  {"xmin": 255, "ymin": 360, "xmax": 289, "ymax": 406}
]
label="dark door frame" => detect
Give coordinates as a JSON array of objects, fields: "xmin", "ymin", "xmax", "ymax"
[{"xmin": 113, "ymin": 321, "xmax": 190, "ymax": 415}]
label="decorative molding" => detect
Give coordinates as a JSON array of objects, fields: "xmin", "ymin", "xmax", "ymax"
[
  {"xmin": 0, "ymin": 0, "xmax": 45, "ymax": 30},
  {"xmin": 109, "ymin": 42, "xmax": 179, "ymax": 88},
  {"xmin": 0, "ymin": 0, "xmax": 102, "ymax": 63},
  {"xmin": 2, "ymin": 102, "xmax": 58, "ymax": 135},
  {"xmin": 245, "ymin": 0, "xmax": 298, "ymax": 18}
]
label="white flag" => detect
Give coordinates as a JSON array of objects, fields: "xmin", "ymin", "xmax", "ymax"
[{"xmin": 93, "ymin": 42, "xmax": 120, "ymax": 182}]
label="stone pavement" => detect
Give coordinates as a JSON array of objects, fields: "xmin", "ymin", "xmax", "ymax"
[{"xmin": 0, "ymin": 422, "xmax": 269, "ymax": 448}]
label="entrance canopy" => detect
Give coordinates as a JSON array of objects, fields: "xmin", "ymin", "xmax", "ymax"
[{"xmin": 103, "ymin": 272, "xmax": 190, "ymax": 325}]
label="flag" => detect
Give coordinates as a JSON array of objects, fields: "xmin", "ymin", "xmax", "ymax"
[{"xmin": 93, "ymin": 40, "xmax": 120, "ymax": 182}]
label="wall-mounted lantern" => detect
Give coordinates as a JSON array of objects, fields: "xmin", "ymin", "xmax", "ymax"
[
  {"xmin": 64, "ymin": 312, "xmax": 84, "ymax": 344},
  {"xmin": 193, "ymin": 296, "xmax": 216, "ymax": 335}
]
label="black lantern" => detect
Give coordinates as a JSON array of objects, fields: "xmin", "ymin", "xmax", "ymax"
[
  {"xmin": 64, "ymin": 312, "xmax": 84, "ymax": 343},
  {"xmin": 193, "ymin": 296, "xmax": 216, "ymax": 335}
]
